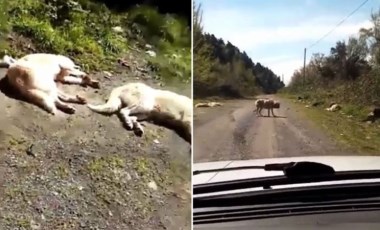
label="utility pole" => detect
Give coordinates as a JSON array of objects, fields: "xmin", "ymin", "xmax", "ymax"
[{"xmin": 303, "ymin": 48, "xmax": 307, "ymax": 88}]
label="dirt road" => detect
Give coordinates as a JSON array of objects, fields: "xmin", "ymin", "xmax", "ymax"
[
  {"xmin": 194, "ymin": 95, "xmax": 354, "ymax": 163},
  {"xmin": 0, "ymin": 52, "xmax": 191, "ymax": 230}
]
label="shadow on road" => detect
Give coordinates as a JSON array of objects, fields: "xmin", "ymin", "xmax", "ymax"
[{"xmin": 257, "ymin": 115, "xmax": 287, "ymax": 119}]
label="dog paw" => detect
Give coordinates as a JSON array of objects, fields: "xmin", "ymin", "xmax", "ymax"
[
  {"xmin": 134, "ymin": 128, "xmax": 144, "ymax": 137},
  {"xmin": 90, "ymin": 80, "xmax": 100, "ymax": 89},
  {"xmin": 124, "ymin": 121, "xmax": 134, "ymax": 130},
  {"xmin": 66, "ymin": 107, "xmax": 76, "ymax": 114},
  {"xmin": 76, "ymin": 95, "xmax": 87, "ymax": 104},
  {"xmin": 48, "ymin": 107, "xmax": 57, "ymax": 115}
]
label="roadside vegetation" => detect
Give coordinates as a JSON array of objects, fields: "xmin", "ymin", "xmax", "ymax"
[
  {"xmin": 281, "ymin": 9, "xmax": 380, "ymax": 154},
  {"xmin": 0, "ymin": 0, "xmax": 191, "ymax": 83}
]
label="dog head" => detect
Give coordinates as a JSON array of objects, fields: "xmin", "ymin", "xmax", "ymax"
[{"xmin": 273, "ymin": 101, "xmax": 280, "ymax": 109}]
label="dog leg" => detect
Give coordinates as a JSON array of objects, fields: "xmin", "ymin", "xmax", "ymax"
[
  {"xmin": 119, "ymin": 106, "xmax": 138, "ymax": 130},
  {"xmin": 129, "ymin": 116, "xmax": 144, "ymax": 136},
  {"xmin": 81, "ymin": 75, "xmax": 100, "ymax": 88},
  {"xmin": 60, "ymin": 76, "xmax": 82, "ymax": 84},
  {"xmin": 58, "ymin": 90, "xmax": 87, "ymax": 104},
  {"xmin": 57, "ymin": 75, "xmax": 99, "ymax": 88},
  {"xmin": 271, "ymin": 108, "xmax": 276, "ymax": 117},
  {"xmin": 25, "ymin": 89, "xmax": 57, "ymax": 115},
  {"xmin": 119, "ymin": 106, "xmax": 151, "ymax": 135},
  {"xmin": 55, "ymin": 99, "xmax": 76, "ymax": 114}
]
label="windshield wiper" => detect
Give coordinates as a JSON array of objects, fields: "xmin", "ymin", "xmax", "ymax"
[
  {"xmin": 194, "ymin": 161, "xmax": 380, "ymax": 195},
  {"xmin": 193, "ymin": 161, "xmax": 335, "ymax": 177}
]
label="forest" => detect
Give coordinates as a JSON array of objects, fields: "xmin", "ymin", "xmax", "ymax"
[{"xmin": 193, "ymin": 3, "xmax": 284, "ymax": 99}]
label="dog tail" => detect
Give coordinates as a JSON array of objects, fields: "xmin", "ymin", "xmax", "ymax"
[{"xmin": 87, "ymin": 89, "xmax": 122, "ymax": 114}]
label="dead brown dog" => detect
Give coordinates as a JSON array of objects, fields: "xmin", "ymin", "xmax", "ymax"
[
  {"xmin": 254, "ymin": 99, "xmax": 280, "ymax": 117},
  {"xmin": 5, "ymin": 59, "xmax": 87, "ymax": 115}
]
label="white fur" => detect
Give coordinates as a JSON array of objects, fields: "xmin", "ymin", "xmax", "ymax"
[
  {"xmin": 1, "ymin": 53, "xmax": 93, "ymax": 86},
  {"xmin": 326, "ymin": 103, "xmax": 341, "ymax": 112},
  {"xmin": 5, "ymin": 58, "xmax": 86, "ymax": 115},
  {"xmin": 87, "ymin": 82, "xmax": 192, "ymax": 139}
]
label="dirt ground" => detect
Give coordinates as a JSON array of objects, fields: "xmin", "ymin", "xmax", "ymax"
[
  {"xmin": 194, "ymin": 95, "xmax": 359, "ymax": 163},
  {"xmin": 0, "ymin": 53, "xmax": 191, "ymax": 230}
]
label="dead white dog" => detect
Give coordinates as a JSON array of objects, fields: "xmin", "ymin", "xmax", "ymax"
[
  {"xmin": 326, "ymin": 103, "xmax": 341, "ymax": 112},
  {"xmin": 1, "ymin": 53, "xmax": 99, "ymax": 88},
  {"xmin": 4, "ymin": 58, "xmax": 87, "ymax": 115},
  {"xmin": 254, "ymin": 98, "xmax": 280, "ymax": 117},
  {"xmin": 86, "ymin": 82, "xmax": 192, "ymax": 143}
]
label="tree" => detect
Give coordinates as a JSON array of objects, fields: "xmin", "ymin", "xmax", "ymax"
[
  {"xmin": 193, "ymin": 1, "xmax": 214, "ymax": 83},
  {"xmin": 359, "ymin": 8, "xmax": 380, "ymax": 65},
  {"xmin": 0, "ymin": 0, "xmax": 10, "ymax": 53}
]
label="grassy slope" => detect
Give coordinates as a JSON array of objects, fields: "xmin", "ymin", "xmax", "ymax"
[
  {"xmin": 0, "ymin": 0, "xmax": 191, "ymax": 83},
  {"xmin": 280, "ymin": 93, "xmax": 380, "ymax": 154}
]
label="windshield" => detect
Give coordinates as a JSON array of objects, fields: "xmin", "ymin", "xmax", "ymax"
[
  {"xmin": 193, "ymin": 0, "xmax": 380, "ymax": 181},
  {"xmin": 193, "ymin": 0, "xmax": 380, "ymax": 227}
]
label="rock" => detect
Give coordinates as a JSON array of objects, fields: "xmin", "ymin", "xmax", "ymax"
[
  {"xmin": 148, "ymin": 181, "xmax": 158, "ymax": 190},
  {"xmin": 145, "ymin": 44, "xmax": 153, "ymax": 49},
  {"xmin": 103, "ymin": 71, "xmax": 112, "ymax": 77},
  {"xmin": 112, "ymin": 26, "xmax": 124, "ymax": 33},
  {"xmin": 146, "ymin": 50, "xmax": 156, "ymax": 57},
  {"xmin": 30, "ymin": 220, "xmax": 40, "ymax": 230}
]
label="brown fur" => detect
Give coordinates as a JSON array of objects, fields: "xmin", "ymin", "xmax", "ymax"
[{"xmin": 254, "ymin": 99, "xmax": 280, "ymax": 117}]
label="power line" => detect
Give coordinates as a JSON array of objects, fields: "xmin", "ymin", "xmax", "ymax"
[
  {"xmin": 308, "ymin": 0, "xmax": 370, "ymax": 49},
  {"xmin": 303, "ymin": 0, "xmax": 370, "ymax": 87}
]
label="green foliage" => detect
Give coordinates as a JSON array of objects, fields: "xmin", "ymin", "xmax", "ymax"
[
  {"xmin": 125, "ymin": 5, "xmax": 191, "ymax": 82},
  {"xmin": 193, "ymin": 2, "xmax": 214, "ymax": 84},
  {"xmin": 0, "ymin": 0, "xmax": 10, "ymax": 51},
  {"xmin": 1, "ymin": 0, "xmax": 190, "ymax": 81},
  {"xmin": 287, "ymin": 8, "xmax": 380, "ymax": 109}
]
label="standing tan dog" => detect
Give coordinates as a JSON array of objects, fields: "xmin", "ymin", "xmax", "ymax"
[
  {"xmin": 86, "ymin": 82, "xmax": 192, "ymax": 143},
  {"xmin": 4, "ymin": 58, "xmax": 87, "ymax": 115},
  {"xmin": 1, "ymin": 53, "xmax": 99, "ymax": 88},
  {"xmin": 254, "ymin": 98, "xmax": 280, "ymax": 117}
]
